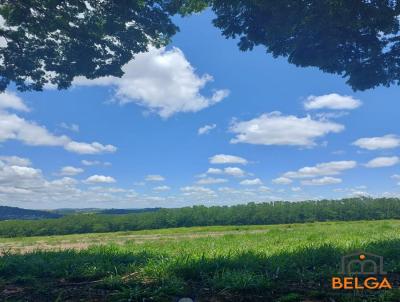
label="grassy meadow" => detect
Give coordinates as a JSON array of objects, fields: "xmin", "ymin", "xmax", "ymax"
[{"xmin": 1, "ymin": 220, "xmax": 400, "ymax": 301}]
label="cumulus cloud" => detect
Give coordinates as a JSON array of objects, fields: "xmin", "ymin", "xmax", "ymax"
[
  {"xmin": 59, "ymin": 166, "xmax": 84, "ymax": 176},
  {"xmin": 196, "ymin": 177, "xmax": 228, "ymax": 185},
  {"xmin": 206, "ymin": 168, "xmax": 223, "ymax": 174},
  {"xmin": 64, "ymin": 141, "xmax": 116, "ymax": 154},
  {"xmin": 0, "ymin": 156, "xmax": 307, "ymax": 208},
  {"xmin": 353, "ymin": 135, "xmax": 400, "ymax": 150},
  {"xmin": 349, "ymin": 190, "xmax": 370, "ymax": 197},
  {"xmin": 0, "ymin": 91, "xmax": 30, "ymax": 112},
  {"xmin": 304, "ymin": 94, "xmax": 361, "ymax": 110},
  {"xmin": 301, "ymin": 177, "xmax": 342, "ymax": 186},
  {"xmin": 230, "ymin": 112, "xmax": 344, "ymax": 147},
  {"xmin": 0, "ymin": 158, "xmax": 79, "ymax": 203},
  {"xmin": 81, "ymin": 160, "xmax": 111, "ymax": 166},
  {"xmin": 0, "ymin": 161, "xmax": 43, "ymax": 188},
  {"xmin": 283, "ymin": 161, "xmax": 357, "ymax": 178},
  {"xmin": 224, "ymin": 167, "xmax": 246, "ymax": 177},
  {"xmin": 74, "ymin": 47, "xmax": 229, "ymax": 118},
  {"xmin": 0, "ymin": 95, "xmax": 117, "ymax": 155},
  {"xmin": 198, "ymin": 124, "xmax": 216, "ymax": 135},
  {"xmin": 240, "ymin": 178, "xmax": 262, "ymax": 186},
  {"xmin": 0, "ymin": 156, "xmax": 31, "ymax": 166},
  {"xmin": 258, "ymin": 186, "xmax": 271, "ymax": 192},
  {"xmin": 59, "ymin": 122, "xmax": 80, "ymax": 133},
  {"xmin": 272, "ymin": 177, "xmax": 293, "ymax": 185},
  {"xmin": 145, "ymin": 174, "xmax": 165, "ymax": 182},
  {"xmin": 209, "ymin": 154, "xmax": 248, "ymax": 165},
  {"xmin": 204, "ymin": 167, "xmax": 246, "ymax": 177},
  {"xmin": 365, "ymin": 156, "xmax": 399, "ymax": 168},
  {"xmin": 153, "ymin": 185, "xmax": 171, "ymax": 191},
  {"xmin": 180, "ymin": 186, "xmax": 215, "ymax": 196},
  {"xmin": 84, "ymin": 175, "xmax": 116, "ymax": 184},
  {"xmin": 0, "ymin": 158, "xmax": 156, "ymax": 208}
]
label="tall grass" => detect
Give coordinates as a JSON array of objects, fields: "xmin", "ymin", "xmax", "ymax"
[{"xmin": 1, "ymin": 220, "xmax": 400, "ymax": 301}]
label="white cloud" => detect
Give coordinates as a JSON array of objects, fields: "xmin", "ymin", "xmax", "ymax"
[
  {"xmin": 365, "ymin": 156, "xmax": 399, "ymax": 168},
  {"xmin": 59, "ymin": 122, "xmax": 79, "ymax": 132},
  {"xmin": 88, "ymin": 186, "xmax": 126, "ymax": 193},
  {"xmin": 145, "ymin": 174, "xmax": 165, "ymax": 182},
  {"xmin": 64, "ymin": 141, "xmax": 116, "ymax": 154},
  {"xmin": 0, "ymin": 157, "xmax": 213, "ymax": 208},
  {"xmin": 180, "ymin": 186, "xmax": 215, "ymax": 196},
  {"xmin": 198, "ymin": 124, "xmax": 216, "ymax": 135},
  {"xmin": 206, "ymin": 168, "xmax": 223, "ymax": 174},
  {"xmin": 153, "ymin": 185, "xmax": 171, "ymax": 191},
  {"xmin": 209, "ymin": 154, "xmax": 248, "ymax": 165},
  {"xmin": 391, "ymin": 174, "xmax": 400, "ymax": 180},
  {"xmin": 74, "ymin": 47, "xmax": 229, "ymax": 118},
  {"xmin": 224, "ymin": 167, "xmax": 246, "ymax": 177},
  {"xmin": 59, "ymin": 166, "xmax": 84, "ymax": 176},
  {"xmin": 196, "ymin": 177, "xmax": 228, "ymax": 185},
  {"xmin": 301, "ymin": 177, "xmax": 342, "ymax": 186},
  {"xmin": 0, "ymin": 96, "xmax": 116, "ymax": 154},
  {"xmin": 349, "ymin": 190, "xmax": 370, "ymax": 197},
  {"xmin": 0, "ymin": 156, "xmax": 31, "ymax": 166},
  {"xmin": 0, "ymin": 159, "xmax": 79, "ymax": 203},
  {"xmin": 230, "ymin": 112, "xmax": 344, "ymax": 147},
  {"xmin": 353, "ymin": 135, "xmax": 400, "ymax": 150},
  {"xmin": 0, "ymin": 158, "xmax": 149, "ymax": 208},
  {"xmin": 204, "ymin": 167, "xmax": 246, "ymax": 177},
  {"xmin": 84, "ymin": 175, "xmax": 116, "ymax": 184},
  {"xmin": 0, "ymin": 91, "xmax": 30, "ymax": 112},
  {"xmin": 291, "ymin": 187, "xmax": 302, "ymax": 192},
  {"xmin": 51, "ymin": 177, "xmax": 79, "ymax": 187},
  {"xmin": 304, "ymin": 94, "xmax": 361, "ymax": 110},
  {"xmin": 81, "ymin": 160, "xmax": 101, "ymax": 166},
  {"xmin": 272, "ymin": 177, "xmax": 293, "ymax": 185},
  {"xmin": 258, "ymin": 186, "xmax": 271, "ymax": 192},
  {"xmin": 283, "ymin": 161, "xmax": 357, "ymax": 178},
  {"xmin": 0, "ymin": 161, "xmax": 43, "ymax": 188},
  {"xmin": 81, "ymin": 160, "xmax": 111, "ymax": 166},
  {"xmin": 239, "ymin": 178, "xmax": 262, "ymax": 186}
]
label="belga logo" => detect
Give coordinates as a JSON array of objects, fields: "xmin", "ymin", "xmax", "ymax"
[{"xmin": 331, "ymin": 252, "xmax": 392, "ymax": 290}]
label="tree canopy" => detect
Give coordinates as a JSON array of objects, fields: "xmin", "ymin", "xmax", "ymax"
[
  {"xmin": 211, "ymin": 0, "xmax": 400, "ymax": 90},
  {"xmin": 0, "ymin": 0, "xmax": 205, "ymax": 92},
  {"xmin": 1, "ymin": 0, "xmax": 400, "ymax": 91}
]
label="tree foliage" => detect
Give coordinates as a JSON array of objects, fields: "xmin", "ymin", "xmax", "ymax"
[
  {"xmin": 0, "ymin": 0, "xmax": 205, "ymax": 92},
  {"xmin": 1, "ymin": 1, "xmax": 400, "ymax": 92},
  {"xmin": 210, "ymin": 0, "xmax": 400, "ymax": 90}
]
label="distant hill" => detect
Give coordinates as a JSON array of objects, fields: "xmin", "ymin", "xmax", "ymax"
[
  {"xmin": 100, "ymin": 208, "xmax": 161, "ymax": 215},
  {"xmin": 52, "ymin": 208, "xmax": 162, "ymax": 215},
  {"xmin": 52, "ymin": 208, "xmax": 103, "ymax": 215},
  {"xmin": 0, "ymin": 206, "xmax": 61, "ymax": 220}
]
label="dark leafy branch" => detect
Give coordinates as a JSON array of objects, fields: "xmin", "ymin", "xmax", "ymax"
[
  {"xmin": 0, "ymin": 0, "xmax": 206, "ymax": 92},
  {"xmin": 1, "ymin": 0, "xmax": 400, "ymax": 91},
  {"xmin": 210, "ymin": 0, "xmax": 400, "ymax": 90}
]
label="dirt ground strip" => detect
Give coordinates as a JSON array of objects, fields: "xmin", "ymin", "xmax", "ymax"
[{"xmin": 0, "ymin": 229, "xmax": 269, "ymax": 255}]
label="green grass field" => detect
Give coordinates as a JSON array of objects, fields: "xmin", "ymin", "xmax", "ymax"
[{"xmin": 1, "ymin": 220, "xmax": 400, "ymax": 301}]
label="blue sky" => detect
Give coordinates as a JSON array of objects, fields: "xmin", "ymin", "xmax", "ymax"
[{"xmin": 1, "ymin": 10, "xmax": 400, "ymax": 209}]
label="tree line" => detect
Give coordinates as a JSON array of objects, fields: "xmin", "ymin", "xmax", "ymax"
[{"xmin": 1, "ymin": 197, "xmax": 399, "ymax": 237}]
